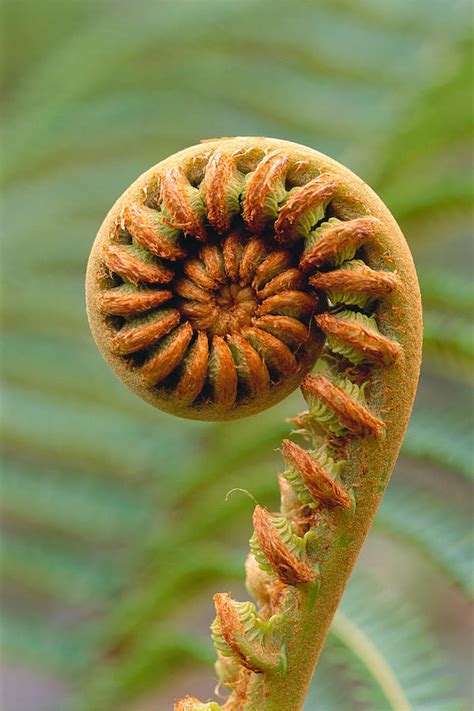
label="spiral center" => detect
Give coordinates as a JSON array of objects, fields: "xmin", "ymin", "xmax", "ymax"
[
  {"xmin": 211, "ymin": 283, "xmax": 258, "ymax": 336},
  {"xmin": 178, "ymin": 278, "xmax": 259, "ymax": 338}
]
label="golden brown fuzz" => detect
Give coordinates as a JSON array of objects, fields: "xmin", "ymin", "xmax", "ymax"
[{"xmin": 252, "ymin": 506, "xmax": 317, "ymax": 586}]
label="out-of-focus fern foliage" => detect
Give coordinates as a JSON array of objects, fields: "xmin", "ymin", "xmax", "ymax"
[{"xmin": 1, "ymin": 1, "xmax": 473, "ymax": 709}]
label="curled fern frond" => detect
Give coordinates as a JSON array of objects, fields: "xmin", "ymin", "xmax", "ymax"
[{"xmin": 86, "ymin": 137, "xmax": 421, "ymax": 710}]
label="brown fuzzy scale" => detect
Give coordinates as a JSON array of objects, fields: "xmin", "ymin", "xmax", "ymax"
[
  {"xmin": 309, "ymin": 264, "xmax": 398, "ymax": 297},
  {"xmin": 253, "ymin": 251, "xmax": 293, "ymax": 291},
  {"xmin": 282, "ymin": 439, "xmax": 351, "ymax": 509},
  {"xmin": 202, "ymin": 151, "xmax": 242, "ymax": 233},
  {"xmin": 213, "ymin": 593, "xmax": 274, "ymax": 674},
  {"xmin": 179, "ymin": 300, "xmax": 218, "ymax": 332},
  {"xmin": 274, "ymin": 174, "xmax": 338, "ymax": 243},
  {"xmin": 111, "ymin": 310, "xmax": 180, "ymax": 355},
  {"xmin": 258, "ymin": 290, "xmax": 317, "ymax": 320},
  {"xmin": 315, "ymin": 312, "xmax": 401, "ymax": 365},
  {"xmin": 252, "ymin": 315, "xmax": 310, "ymax": 347},
  {"xmin": 200, "ymin": 243, "xmax": 226, "ymax": 285},
  {"xmin": 301, "ymin": 373, "xmax": 385, "ymax": 439},
  {"xmin": 120, "ymin": 202, "xmax": 186, "ymax": 260},
  {"xmin": 300, "ymin": 217, "xmax": 379, "ymax": 271},
  {"xmin": 242, "ymin": 327, "xmax": 297, "ymax": 379},
  {"xmin": 213, "ymin": 594, "xmax": 250, "ymax": 668},
  {"xmin": 173, "ymin": 331, "xmax": 209, "ymax": 404},
  {"xmin": 103, "ymin": 244, "xmax": 174, "ymax": 284},
  {"xmin": 184, "ymin": 258, "xmax": 219, "ymax": 291},
  {"xmin": 257, "ymin": 269, "xmax": 304, "ymax": 299},
  {"xmin": 252, "ymin": 506, "xmax": 317, "ymax": 586},
  {"xmin": 160, "ymin": 166, "xmax": 207, "ymax": 240},
  {"xmin": 242, "ymin": 151, "xmax": 289, "ymax": 233},
  {"xmin": 173, "ymin": 278, "xmax": 212, "ymax": 303},
  {"xmin": 226, "ymin": 333, "xmax": 270, "ymax": 399},
  {"xmin": 222, "ymin": 231, "xmax": 244, "ymax": 282},
  {"xmin": 141, "ymin": 323, "xmax": 193, "ymax": 386},
  {"xmin": 208, "ymin": 336, "xmax": 238, "ymax": 407},
  {"xmin": 97, "ymin": 287, "xmax": 173, "ymax": 317},
  {"xmin": 239, "ymin": 238, "xmax": 268, "ymax": 286}
]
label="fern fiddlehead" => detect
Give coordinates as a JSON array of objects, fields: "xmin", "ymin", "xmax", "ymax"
[{"xmin": 86, "ymin": 137, "xmax": 422, "ymax": 710}]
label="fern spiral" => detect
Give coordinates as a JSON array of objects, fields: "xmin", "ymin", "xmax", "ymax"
[{"xmin": 86, "ymin": 137, "xmax": 422, "ymax": 710}]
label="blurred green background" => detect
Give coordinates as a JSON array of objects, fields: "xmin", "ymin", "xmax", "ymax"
[{"xmin": 1, "ymin": 1, "xmax": 473, "ymax": 709}]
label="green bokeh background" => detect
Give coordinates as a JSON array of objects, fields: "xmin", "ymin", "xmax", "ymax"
[{"xmin": 1, "ymin": 1, "xmax": 473, "ymax": 709}]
